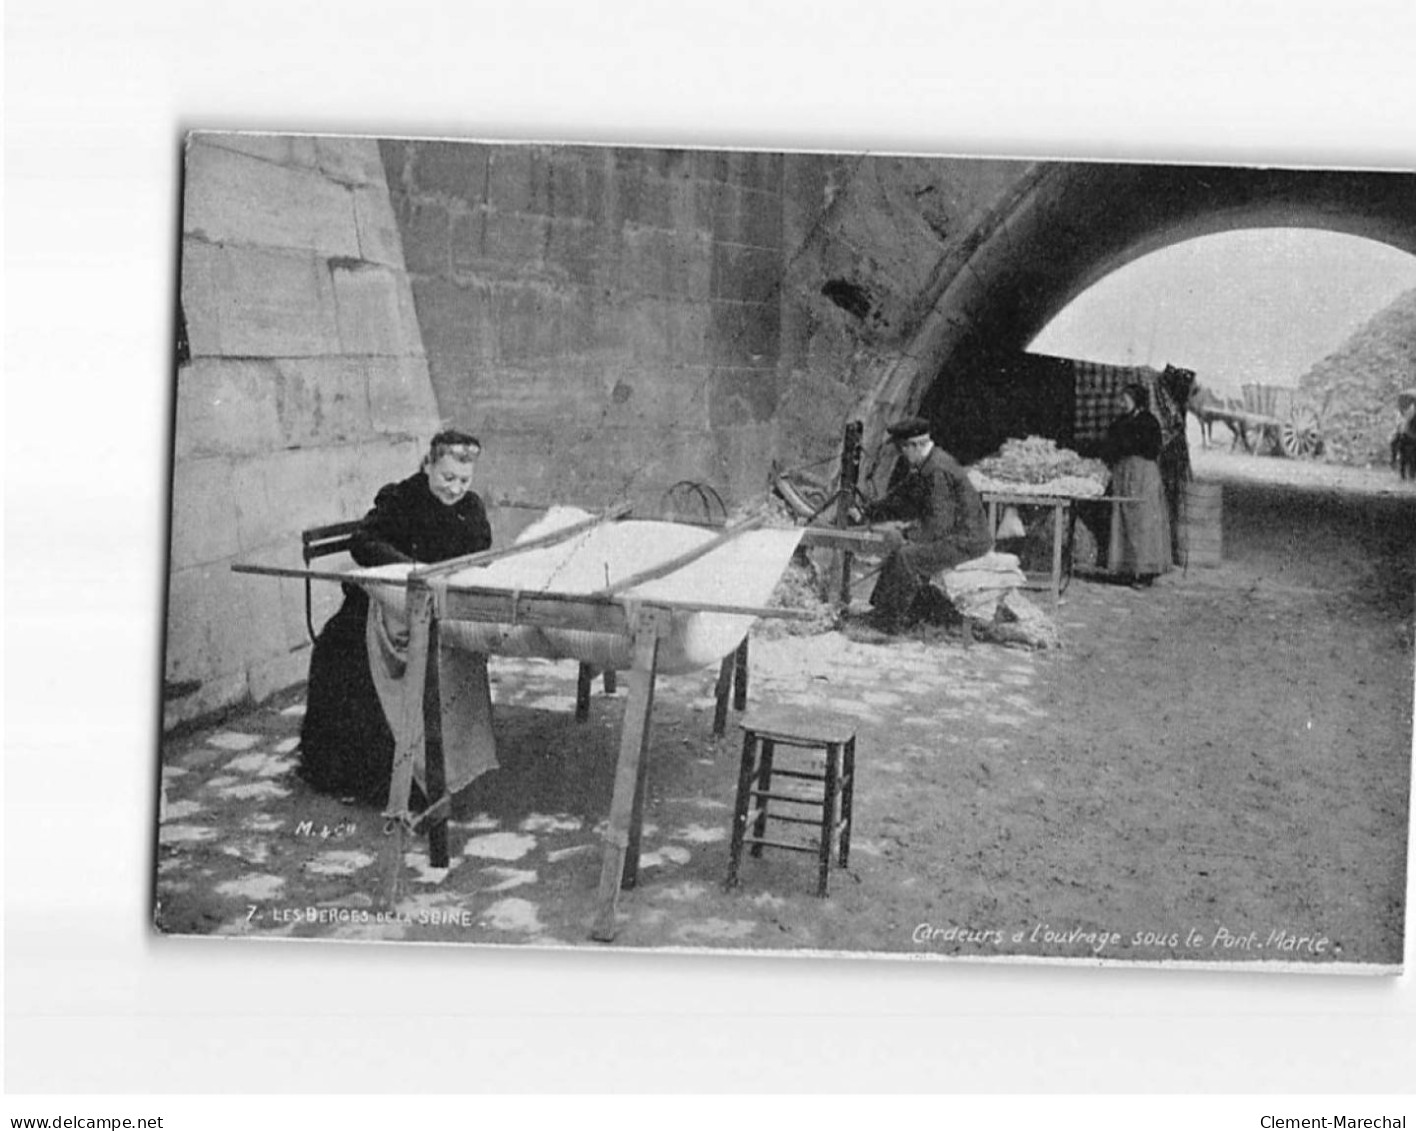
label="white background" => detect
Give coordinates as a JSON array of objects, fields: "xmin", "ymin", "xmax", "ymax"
[{"xmin": 6, "ymin": 0, "xmax": 1416, "ymax": 1095}]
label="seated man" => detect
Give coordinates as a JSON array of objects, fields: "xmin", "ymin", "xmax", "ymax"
[{"xmin": 861, "ymin": 416, "xmax": 992, "ymax": 633}]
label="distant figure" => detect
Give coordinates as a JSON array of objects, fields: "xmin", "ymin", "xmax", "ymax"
[
  {"xmin": 298, "ymin": 431, "xmax": 492, "ymax": 805},
  {"xmin": 1391, "ymin": 406, "xmax": 1416, "ymax": 480},
  {"xmin": 1104, "ymin": 384, "xmax": 1172, "ymax": 588},
  {"xmin": 860, "ymin": 416, "xmax": 992, "ymax": 632}
]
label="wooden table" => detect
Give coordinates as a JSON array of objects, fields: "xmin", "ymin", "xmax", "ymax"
[
  {"xmin": 236, "ymin": 510, "xmax": 807, "ymax": 942},
  {"xmin": 980, "ymin": 491, "xmax": 1075, "ymax": 607},
  {"xmin": 981, "ymin": 491, "xmax": 1145, "ymax": 603}
]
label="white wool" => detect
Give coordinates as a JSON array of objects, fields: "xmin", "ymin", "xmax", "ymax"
[{"xmin": 514, "ymin": 505, "xmax": 597, "ymax": 545}]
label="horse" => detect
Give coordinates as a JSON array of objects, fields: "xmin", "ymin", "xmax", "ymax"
[{"xmin": 1187, "ymin": 382, "xmax": 1247, "ymax": 450}]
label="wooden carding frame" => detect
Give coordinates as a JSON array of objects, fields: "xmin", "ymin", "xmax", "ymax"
[{"xmin": 239, "ymin": 509, "xmax": 811, "ymax": 941}]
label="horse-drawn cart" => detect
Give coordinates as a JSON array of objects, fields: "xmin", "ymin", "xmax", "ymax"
[
  {"xmin": 1239, "ymin": 383, "xmax": 1328, "ymax": 458},
  {"xmin": 1192, "ymin": 383, "xmax": 1328, "ymax": 458}
]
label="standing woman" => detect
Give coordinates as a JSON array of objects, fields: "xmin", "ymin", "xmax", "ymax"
[
  {"xmin": 298, "ymin": 430, "xmax": 492, "ymax": 804},
  {"xmin": 1104, "ymin": 383, "xmax": 1172, "ymax": 587}
]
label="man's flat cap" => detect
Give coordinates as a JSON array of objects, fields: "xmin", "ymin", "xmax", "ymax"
[{"xmin": 886, "ymin": 416, "xmax": 932, "ymax": 442}]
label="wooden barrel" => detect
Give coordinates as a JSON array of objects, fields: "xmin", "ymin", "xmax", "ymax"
[{"xmin": 1178, "ymin": 480, "xmax": 1223, "ymax": 567}]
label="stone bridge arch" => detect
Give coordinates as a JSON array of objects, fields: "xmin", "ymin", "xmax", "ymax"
[{"xmin": 826, "ymin": 161, "xmax": 1416, "ymax": 481}]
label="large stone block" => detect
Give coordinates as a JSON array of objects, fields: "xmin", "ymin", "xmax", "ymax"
[
  {"xmin": 478, "ymin": 441, "xmax": 559, "ymax": 509},
  {"xmin": 451, "ymin": 211, "xmax": 487, "ymax": 273},
  {"xmin": 493, "ymin": 285, "xmax": 574, "ymax": 364},
  {"xmin": 181, "ymin": 240, "xmax": 343, "ymax": 359},
  {"xmin": 623, "ymin": 298, "xmax": 673, "ymax": 366},
  {"xmin": 665, "ymin": 301, "xmax": 712, "ymax": 367},
  {"xmin": 692, "ymin": 180, "xmax": 723, "ymax": 235},
  {"xmin": 336, "ymin": 439, "xmax": 426, "ymax": 518},
  {"xmin": 738, "ymin": 150, "xmax": 784, "ymax": 193},
  {"xmin": 352, "ymin": 183, "xmax": 406, "ymax": 268},
  {"xmin": 169, "ymin": 456, "xmax": 243, "ymax": 569},
  {"xmin": 236, "ymin": 565, "xmax": 300, "ymax": 666},
  {"xmin": 269, "ymin": 357, "xmax": 375, "ymax": 448},
  {"xmin": 184, "ymin": 140, "xmax": 360, "ymax": 257},
  {"xmin": 332, "ymin": 264, "xmax": 412, "ymax": 357},
  {"xmin": 173, "ymin": 359, "xmax": 284, "ymax": 460},
  {"xmin": 713, "ymin": 421, "xmax": 777, "ymax": 503},
  {"xmin": 665, "ymin": 232, "xmax": 712, "ymax": 299},
  {"xmin": 620, "ymin": 227, "xmax": 670, "ymax": 297},
  {"xmin": 525, "ymin": 148, "xmax": 555, "ymax": 216},
  {"xmin": 164, "ymin": 564, "xmax": 219, "ymax": 686},
  {"xmin": 693, "ymin": 149, "xmax": 733, "ymax": 184},
  {"xmin": 398, "ymin": 200, "xmax": 451, "ymax": 277},
  {"xmin": 366, "ymin": 355, "xmax": 443, "ymax": 438},
  {"xmin": 584, "ymin": 423, "xmax": 720, "ymax": 504},
  {"xmin": 248, "ymin": 646, "xmax": 312, "ymax": 705},
  {"xmin": 584, "ymin": 156, "xmax": 609, "ymax": 221},
  {"xmin": 411, "ymin": 277, "xmax": 495, "ymax": 391},
  {"xmin": 483, "ymin": 210, "xmax": 549, "ymax": 272},
  {"xmin": 547, "ymin": 155, "xmax": 587, "ymax": 219},
  {"xmin": 163, "ymin": 668, "xmax": 250, "ymax": 733},
  {"xmin": 486, "ymin": 145, "xmax": 533, "ymax": 214},
  {"xmin": 544, "ymin": 219, "xmax": 596, "ymax": 286},
  {"xmin": 708, "ymin": 365, "xmax": 780, "ymax": 427},
  {"xmin": 708, "ymin": 299, "xmax": 781, "ymax": 368},
  {"xmin": 164, "ymin": 561, "xmax": 268, "ymax": 689},
  {"xmin": 315, "ymin": 136, "xmax": 387, "ymax": 187},
  {"xmin": 741, "ymin": 187, "xmax": 784, "ymax": 250},
  {"xmin": 599, "ymin": 363, "xmax": 710, "ymax": 428},
  {"xmin": 177, "ymin": 237, "xmax": 223, "ymax": 358},
  {"xmin": 472, "ymin": 360, "xmax": 593, "ymax": 432},
  {"xmin": 391, "ymin": 273, "xmax": 425, "ymax": 355},
  {"xmin": 413, "ymin": 141, "xmax": 490, "ymax": 201},
  {"xmin": 196, "ymin": 131, "xmax": 319, "ymax": 170},
  {"xmin": 711, "ymin": 242, "xmax": 781, "ymax": 305},
  {"xmin": 610, "ymin": 149, "xmax": 678, "ymax": 229},
  {"xmin": 235, "ymin": 446, "xmax": 355, "ymax": 555}
]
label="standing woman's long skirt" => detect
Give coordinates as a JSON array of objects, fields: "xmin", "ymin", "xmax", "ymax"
[{"xmin": 1108, "ymin": 456, "xmax": 1173, "ymax": 577}]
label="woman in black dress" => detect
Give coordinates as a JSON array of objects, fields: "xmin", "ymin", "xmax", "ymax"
[
  {"xmin": 298, "ymin": 431, "xmax": 492, "ymax": 804},
  {"xmin": 1104, "ymin": 383, "xmax": 1172, "ymax": 588}
]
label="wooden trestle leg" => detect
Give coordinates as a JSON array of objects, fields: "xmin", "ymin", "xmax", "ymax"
[
  {"xmin": 378, "ymin": 585, "xmax": 434, "ymax": 910},
  {"xmin": 1049, "ymin": 500, "xmax": 1066, "ymax": 609},
  {"xmin": 591, "ymin": 609, "xmax": 668, "ymax": 942},
  {"xmin": 422, "ymin": 611, "xmax": 450, "ymax": 869},
  {"xmin": 712, "ymin": 636, "xmax": 751, "ymax": 737}
]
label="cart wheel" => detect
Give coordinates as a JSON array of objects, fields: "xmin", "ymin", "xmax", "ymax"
[{"xmin": 1280, "ymin": 407, "xmax": 1321, "ymax": 458}]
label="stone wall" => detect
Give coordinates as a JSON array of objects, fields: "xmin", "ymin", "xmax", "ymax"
[
  {"xmin": 774, "ymin": 153, "xmax": 1038, "ymax": 486},
  {"xmin": 381, "ymin": 141, "xmax": 787, "ymax": 513},
  {"xmin": 172, "ymin": 141, "xmax": 1411, "ymax": 728},
  {"xmin": 168, "ymin": 133, "xmax": 441, "ymax": 728}
]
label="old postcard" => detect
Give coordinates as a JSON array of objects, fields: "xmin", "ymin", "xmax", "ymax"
[{"xmin": 155, "ymin": 131, "xmax": 1414, "ymax": 971}]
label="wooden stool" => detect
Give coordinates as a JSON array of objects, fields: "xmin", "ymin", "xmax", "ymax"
[{"xmin": 726, "ymin": 708, "xmax": 857, "ymax": 897}]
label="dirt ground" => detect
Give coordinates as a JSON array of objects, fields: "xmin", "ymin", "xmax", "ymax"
[{"xmin": 154, "ymin": 439, "xmax": 1415, "ymax": 970}]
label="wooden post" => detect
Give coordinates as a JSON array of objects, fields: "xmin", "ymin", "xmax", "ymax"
[
  {"xmin": 590, "ymin": 608, "xmax": 667, "ymax": 942},
  {"xmin": 732, "ymin": 636, "xmax": 749, "ymax": 712},
  {"xmin": 1050, "ymin": 500, "xmax": 1066, "ymax": 608},
  {"xmin": 422, "ymin": 610, "xmax": 449, "ymax": 869},
  {"xmin": 377, "ymin": 585, "xmax": 434, "ymax": 910},
  {"xmin": 712, "ymin": 651, "xmax": 734, "ymax": 737},
  {"xmin": 837, "ymin": 421, "xmax": 863, "ymax": 606},
  {"xmin": 575, "ymin": 662, "xmax": 593, "ymax": 722}
]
